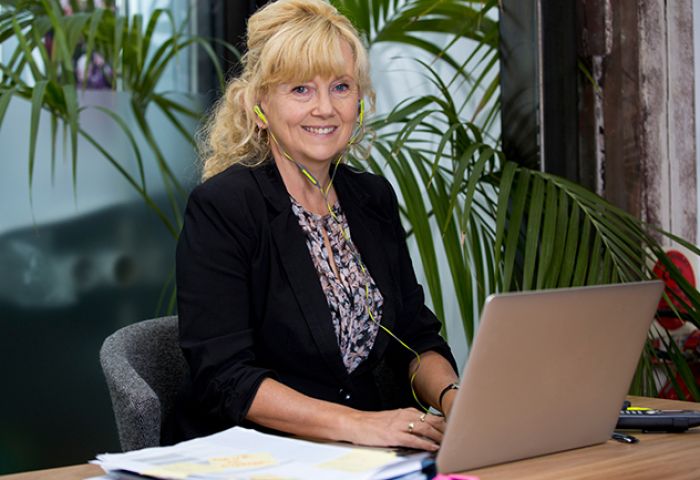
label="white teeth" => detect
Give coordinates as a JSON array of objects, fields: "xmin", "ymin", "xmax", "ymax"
[{"xmin": 304, "ymin": 126, "xmax": 335, "ymax": 135}]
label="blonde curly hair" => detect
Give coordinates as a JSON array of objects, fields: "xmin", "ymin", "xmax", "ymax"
[{"xmin": 199, "ymin": 0, "xmax": 375, "ymax": 181}]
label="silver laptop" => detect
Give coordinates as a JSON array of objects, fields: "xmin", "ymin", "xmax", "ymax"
[{"xmin": 436, "ymin": 280, "xmax": 664, "ymax": 473}]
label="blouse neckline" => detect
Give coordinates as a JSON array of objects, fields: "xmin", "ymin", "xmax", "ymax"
[{"xmin": 289, "ymin": 195, "xmax": 341, "ymax": 221}]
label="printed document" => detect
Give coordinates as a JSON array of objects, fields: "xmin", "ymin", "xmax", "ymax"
[{"xmin": 94, "ymin": 426, "xmax": 432, "ymax": 480}]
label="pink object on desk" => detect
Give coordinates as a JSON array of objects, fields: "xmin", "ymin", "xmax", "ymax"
[{"xmin": 434, "ymin": 475, "xmax": 480, "ymax": 480}]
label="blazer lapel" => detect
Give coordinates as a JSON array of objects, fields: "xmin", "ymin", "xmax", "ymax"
[
  {"xmin": 334, "ymin": 168, "xmax": 397, "ymax": 372},
  {"xmin": 251, "ymin": 163, "xmax": 348, "ymax": 382}
]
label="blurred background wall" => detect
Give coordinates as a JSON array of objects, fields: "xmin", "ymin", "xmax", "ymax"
[
  {"xmin": 0, "ymin": 0, "xmax": 250, "ymax": 473},
  {"xmin": 695, "ymin": 0, "xmax": 700, "ymax": 244}
]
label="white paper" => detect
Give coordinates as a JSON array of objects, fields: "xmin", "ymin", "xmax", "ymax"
[{"xmin": 94, "ymin": 427, "xmax": 431, "ymax": 480}]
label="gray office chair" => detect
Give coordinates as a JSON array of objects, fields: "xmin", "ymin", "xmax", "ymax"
[{"xmin": 100, "ymin": 316, "xmax": 187, "ymax": 452}]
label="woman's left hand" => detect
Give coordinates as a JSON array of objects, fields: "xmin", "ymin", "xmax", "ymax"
[{"xmin": 344, "ymin": 407, "xmax": 447, "ymax": 451}]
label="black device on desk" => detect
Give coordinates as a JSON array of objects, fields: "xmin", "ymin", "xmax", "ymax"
[{"xmin": 617, "ymin": 401, "xmax": 700, "ymax": 432}]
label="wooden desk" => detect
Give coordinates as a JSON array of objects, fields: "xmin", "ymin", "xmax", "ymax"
[
  {"xmin": 3, "ymin": 396, "xmax": 699, "ymax": 480},
  {"xmin": 0, "ymin": 465, "xmax": 101, "ymax": 480},
  {"xmin": 469, "ymin": 396, "xmax": 700, "ymax": 480}
]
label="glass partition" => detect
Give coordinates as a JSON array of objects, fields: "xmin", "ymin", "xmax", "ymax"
[{"xmin": 0, "ymin": 1, "xmax": 205, "ymax": 473}]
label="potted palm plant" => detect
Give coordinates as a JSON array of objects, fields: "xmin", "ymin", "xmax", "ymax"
[
  {"xmin": 332, "ymin": 0, "xmax": 700, "ymax": 400},
  {"xmin": 0, "ymin": 0, "xmax": 235, "ymax": 237}
]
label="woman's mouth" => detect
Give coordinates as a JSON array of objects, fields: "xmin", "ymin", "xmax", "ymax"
[{"xmin": 302, "ymin": 126, "xmax": 337, "ymax": 135}]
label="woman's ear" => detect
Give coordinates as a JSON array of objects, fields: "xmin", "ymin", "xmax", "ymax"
[
  {"xmin": 253, "ymin": 94, "xmax": 268, "ymax": 128},
  {"xmin": 253, "ymin": 103, "xmax": 268, "ymax": 128}
]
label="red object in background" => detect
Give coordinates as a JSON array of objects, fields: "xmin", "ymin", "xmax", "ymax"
[
  {"xmin": 653, "ymin": 250, "xmax": 696, "ymax": 330},
  {"xmin": 658, "ymin": 330, "xmax": 700, "ymax": 400},
  {"xmin": 653, "ymin": 250, "xmax": 700, "ymax": 400},
  {"xmin": 685, "ymin": 329, "xmax": 700, "ymax": 351},
  {"xmin": 659, "ymin": 374, "xmax": 690, "ymax": 400}
]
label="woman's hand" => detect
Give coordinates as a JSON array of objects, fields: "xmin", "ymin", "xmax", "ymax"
[
  {"xmin": 343, "ymin": 408, "xmax": 446, "ymax": 451},
  {"xmin": 248, "ymin": 380, "xmax": 446, "ymax": 450}
]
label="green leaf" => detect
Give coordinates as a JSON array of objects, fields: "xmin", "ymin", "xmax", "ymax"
[
  {"xmin": 558, "ymin": 203, "xmax": 580, "ymax": 286},
  {"xmin": 113, "ymin": 14, "xmax": 125, "ymax": 86},
  {"xmin": 443, "ymin": 142, "xmax": 481, "ymax": 233},
  {"xmin": 79, "ymin": 127, "xmax": 177, "ymax": 237},
  {"xmin": 62, "ymin": 13, "xmax": 90, "ymax": 56},
  {"xmin": 503, "ymin": 169, "xmax": 530, "ymax": 291},
  {"xmin": 0, "ymin": 86, "xmax": 15, "ymax": 128},
  {"xmin": 600, "ymin": 248, "xmax": 613, "ymax": 284},
  {"xmin": 186, "ymin": 36, "xmax": 227, "ymax": 90},
  {"xmin": 571, "ymin": 216, "xmax": 591, "ymax": 286},
  {"xmin": 130, "ymin": 99, "xmax": 185, "ymax": 228},
  {"xmin": 40, "ymin": 0, "xmax": 75, "ymax": 80},
  {"xmin": 61, "ymin": 83, "xmax": 79, "ymax": 192},
  {"xmin": 153, "ymin": 92, "xmax": 200, "ymax": 118},
  {"xmin": 11, "ymin": 16, "xmax": 41, "ymax": 80},
  {"xmin": 586, "ymin": 230, "xmax": 602, "ymax": 284},
  {"xmin": 372, "ymin": 142, "xmax": 445, "ymax": 326},
  {"xmin": 92, "ymin": 104, "xmax": 146, "ymax": 189},
  {"xmin": 536, "ymin": 179, "xmax": 558, "ymax": 289},
  {"xmin": 471, "ymin": 71, "xmax": 500, "ymax": 123},
  {"xmin": 493, "ymin": 161, "xmax": 517, "ymax": 286},
  {"xmin": 415, "ymin": 151, "xmax": 473, "ymax": 341},
  {"xmin": 427, "ymin": 123, "xmax": 461, "ymax": 186},
  {"xmin": 82, "ymin": 8, "xmax": 105, "ymax": 89},
  {"xmin": 659, "ymin": 332, "xmax": 700, "ymax": 400},
  {"xmin": 153, "ymin": 95, "xmax": 196, "ymax": 148},
  {"xmin": 381, "ymin": 96, "xmax": 434, "ymax": 124},
  {"xmin": 142, "ymin": 9, "xmax": 173, "ymax": 66},
  {"xmin": 50, "ymin": 110, "xmax": 57, "ymax": 184},
  {"xmin": 522, "ymin": 174, "xmax": 544, "ymax": 290},
  {"xmin": 30, "ymin": 23, "xmax": 53, "ymax": 80},
  {"xmin": 28, "ymin": 79, "xmax": 48, "ymax": 192},
  {"xmin": 457, "ymin": 146, "xmax": 494, "ymax": 238}
]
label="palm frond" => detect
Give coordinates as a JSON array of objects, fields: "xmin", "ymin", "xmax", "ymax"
[
  {"xmin": 0, "ymin": 1, "xmax": 237, "ymax": 236},
  {"xmin": 359, "ymin": 48, "xmax": 700, "ymax": 398}
]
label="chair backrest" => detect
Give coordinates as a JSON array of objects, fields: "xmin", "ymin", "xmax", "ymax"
[{"xmin": 100, "ymin": 316, "xmax": 187, "ymax": 451}]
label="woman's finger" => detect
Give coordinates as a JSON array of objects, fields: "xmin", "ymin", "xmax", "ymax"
[
  {"xmin": 398, "ymin": 432, "xmax": 440, "ymax": 451},
  {"xmin": 412, "ymin": 411, "xmax": 447, "ymax": 435},
  {"xmin": 412, "ymin": 420, "xmax": 444, "ymax": 444},
  {"xmin": 424, "ymin": 413, "xmax": 447, "ymax": 433},
  {"xmin": 398, "ymin": 411, "xmax": 444, "ymax": 445}
]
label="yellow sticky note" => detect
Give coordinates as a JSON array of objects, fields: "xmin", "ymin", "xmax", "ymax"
[
  {"xmin": 143, "ymin": 462, "xmax": 220, "ymax": 479},
  {"xmin": 318, "ymin": 449, "xmax": 397, "ymax": 473},
  {"xmin": 210, "ymin": 452, "xmax": 278, "ymax": 469},
  {"xmin": 142, "ymin": 453, "xmax": 278, "ymax": 478}
]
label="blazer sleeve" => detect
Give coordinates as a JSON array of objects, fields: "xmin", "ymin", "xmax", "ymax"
[
  {"xmin": 381, "ymin": 176, "xmax": 458, "ymax": 374},
  {"xmin": 176, "ymin": 181, "xmax": 276, "ymax": 425}
]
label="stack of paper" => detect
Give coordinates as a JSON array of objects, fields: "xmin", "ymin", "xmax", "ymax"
[{"xmin": 94, "ymin": 427, "xmax": 434, "ymax": 480}]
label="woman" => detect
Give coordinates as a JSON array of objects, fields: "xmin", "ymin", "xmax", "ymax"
[{"xmin": 176, "ymin": 0, "xmax": 460, "ymax": 451}]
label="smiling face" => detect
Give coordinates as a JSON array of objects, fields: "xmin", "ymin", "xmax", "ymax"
[{"xmin": 259, "ymin": 42, "xmax": 360, "ymax": 170}]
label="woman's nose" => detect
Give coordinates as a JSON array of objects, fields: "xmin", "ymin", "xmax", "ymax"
[{"xmin": 313, "ymin": 89, "xmax": 334, "ymax": 116}]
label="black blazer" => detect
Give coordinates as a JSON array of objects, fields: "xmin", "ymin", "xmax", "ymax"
[{"xmin": 174, "ymin": 161, "xmax": 456, "ymax": 440}]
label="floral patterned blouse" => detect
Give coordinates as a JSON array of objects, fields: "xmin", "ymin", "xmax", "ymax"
[{"xmin": 290, "ymin": 197, "xmax": 384, "ymax": 373}]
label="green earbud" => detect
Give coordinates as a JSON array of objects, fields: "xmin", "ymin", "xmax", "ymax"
[
  {"xmin": 358, "ymin": 98, "xmax": 365, "ymax": 127},
  {"xmin": 253, "ymin": 105, "xmax": 268, "ymax": 125}
]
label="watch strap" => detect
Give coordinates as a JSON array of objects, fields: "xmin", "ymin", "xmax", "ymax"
[{"xmin": 438, "ymin": 382, "xmax": 459, "ymax": 412}]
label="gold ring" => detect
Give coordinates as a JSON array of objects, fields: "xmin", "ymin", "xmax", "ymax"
[
  {"xmin": 407, "ymin": 422, "xmax": 415, "ymax": 434},
  {"xmin": 419, "ymin": 413, "xmax": 427, "ymax": 422}
]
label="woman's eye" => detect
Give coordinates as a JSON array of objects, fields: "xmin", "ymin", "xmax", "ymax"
[
  {"xmin": 333, "ymin": 83, "xmax": 350, "ymax": 94},
  {"xmin": 292, "ymin": 85, "xmax": 310, "ymax": 95}
]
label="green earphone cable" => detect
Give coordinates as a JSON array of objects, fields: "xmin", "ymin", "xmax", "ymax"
[{"xmin": 259, "ymin": 102, "xmax": 430, "ymax": 413}]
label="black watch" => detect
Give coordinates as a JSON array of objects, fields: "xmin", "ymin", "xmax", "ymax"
[{"xmin": 438, "ymin": 382, "xmax": 459, "ymax": 412}]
